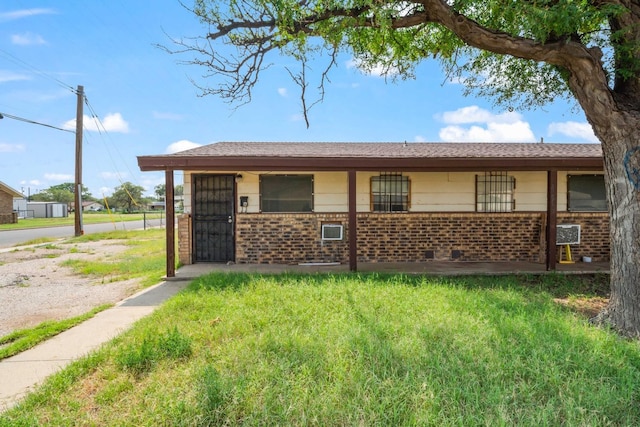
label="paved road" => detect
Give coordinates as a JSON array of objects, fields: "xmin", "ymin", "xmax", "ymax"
[{"xmin": 0, "ymin": 218, "xmax": 167, "ymax": 248}]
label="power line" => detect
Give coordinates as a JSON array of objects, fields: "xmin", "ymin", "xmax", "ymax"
[
  {"xmin": 0, "ymin": 48, "xmax": 76, "ymax": 93},
  {"xmin": 0, "ymin": 111, "xmax": 75, "ymax": 133},
  {"xmin": 83, "ymin": 97, "xmax": 144, "ymax": 203}
]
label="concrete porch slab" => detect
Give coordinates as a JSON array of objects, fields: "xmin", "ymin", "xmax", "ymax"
[{"xmin": 169, "ymin": 261, "xmax": 610, "ymax": 281}]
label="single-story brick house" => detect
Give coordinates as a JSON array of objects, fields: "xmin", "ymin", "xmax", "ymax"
[
  {"xmin": 0, "ymin": 181, "xmax": 23, "ymax": 224},
  {"xmin": 137, "ymin": 142, "xmax": 606, "ymax": 277}
]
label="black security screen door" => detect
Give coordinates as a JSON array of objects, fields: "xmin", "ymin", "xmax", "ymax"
[{"xmin": 192, "ymin": 175, "xmax": 235, "ymax": 262}]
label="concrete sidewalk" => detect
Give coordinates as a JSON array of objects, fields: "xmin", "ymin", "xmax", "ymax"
[{"xmin": 0, "ymin": 279, "xmax": 190, "ymax": 412}]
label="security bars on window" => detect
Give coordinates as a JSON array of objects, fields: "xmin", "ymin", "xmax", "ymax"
[
  {"xmin": 476, "ymin": 172, "xmax": 515, "ymax": 212},
  {"xmin": 371, "ymin": 173, "xmax": 410, "ymax": 212}
]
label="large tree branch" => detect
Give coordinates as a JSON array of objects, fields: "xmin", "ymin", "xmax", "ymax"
[
  {"xmin": 206, "ymin": 0, "xmax": 606, "ymax": 69},
  {"xmin": 206, "ymin": 0, "xmax": 612, "ymax": 83},
  {"xmin": 188, "ymin": 0, "xmax": 631, "ymax": 126},
  {"xmin": 209, "ymin": 19, "xmax": 276, "ymax": 40},
  {"xmin": 419, "ymin": 1, "xmax": 619, "ymax": 126}
]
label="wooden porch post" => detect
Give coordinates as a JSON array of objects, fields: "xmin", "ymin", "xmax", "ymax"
[
  {"xmin": 546, "ymin": 170, "xmax": 557, "ymax": 271},
  {"xmin": 348, "ymin": 169, "xmax": 357, "ymax": 272},
  {"xmin": 165, "ymin": 169, "xmax": 176, "ymax": 278}
]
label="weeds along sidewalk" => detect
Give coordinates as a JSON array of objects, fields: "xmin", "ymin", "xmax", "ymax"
[{"xmin": 0, "ymin": 280, "xmax": 189, "ymax": 412}]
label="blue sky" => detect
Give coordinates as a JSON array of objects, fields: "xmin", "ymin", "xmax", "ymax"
[{"xmin": 1, "ymin": 1, "xmax": 598, "ymax": 200}]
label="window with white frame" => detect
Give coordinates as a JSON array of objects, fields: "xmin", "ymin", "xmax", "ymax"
[
  {"xmin": 371, "ymin": 173, "xmax": 410, "ymax": 212},
  {"xmin": 260, "ymin": 175, "xmax": 314, "ymax": 212},
  {"xmin": 476, "ymin": 172, "xmax": 516, "ymax": 212}
]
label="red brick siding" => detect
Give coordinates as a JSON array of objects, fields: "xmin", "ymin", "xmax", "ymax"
[
  {"xmin": 0, "ymin": 192, "xmax": 17, "ymax": 225},
  {"xmin": 177, "ymin": 214, "xmax": 192, "ymax": 265},
  {"xmin": 236, "ymin": 213, "xmax": 349, "ymax": 264},
  {"xmin": 557, "ymin": 212, "xmax": 609, "ymax": 262},
  {"xmin": 357, "ymin": 213, "xmax": 544, "ymax": 262},
  {"xmin": 0, "ymin": 214, "xmax": 16, "ymax": 224},
  {"xmin": 179, "ymin": 211, "xmax": 610, "ymax": 265}
]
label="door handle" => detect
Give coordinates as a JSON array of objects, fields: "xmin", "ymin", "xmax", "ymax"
[{"xmin": 228, "ymin": 216, "xmax": 233, "ymax": 224}]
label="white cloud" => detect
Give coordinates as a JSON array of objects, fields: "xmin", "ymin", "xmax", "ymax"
[
  {"xmin": 548, "ymin": 121, "xmax": 598, "ymax": 143},
  {"xmin": 92, "ymin": 113, "xmax": 130, "ymax": 133},
  {"xmin": 277, "ymin": 87, "xmax": 288, "ymax": 97},
  {"xmin": 21, "ymin": 179, "xmax": 41, "ymax": 186},
  {"xmin": 0, "ymin": 8, "xmax": 56, "ymax": 22},
  {"xmin": 0, "ymin": 143, "xmax": 25, "ymax": 153},
  {"xmin": 11, "ymin": 32, "xmax": 46, "ymax": 45},
  {"xmin": 345, "ymin": 58, "xmax": 358, "ymax": 70},
  {"xmin": 346, "ymin": 58, "xmax": 400, "ymax": 78},
  {"xmin": 63, "ymin": 112, "xmax": 130, "ymax": 133},
  {"xmin": 414, "ymin": 136, "xmax": 426, "ymax": 142},
  {"xmin": 437, "ymin": 105, "xmax": 522, "ymax": 125},
  {"xmin": 436, "ymin": 105, "xmax": 536, "ymax": 143},
  {"xmin": 439, "ymin": 122, "xmax": 536, "ymax": 143},
  {"xmin": 0, "ymin": 70, "xmax": 30, "ymax": 83},
  {"xmin": 44, "ymin": 173, "xmax": 73, "ymax": 181},
  {"xmin": 153, "ymin": 111, "xmax": 184, "ymax": 121},
  {"xmin": 166, "ymin": 140, "xmax": 201, "ymax": 154}
]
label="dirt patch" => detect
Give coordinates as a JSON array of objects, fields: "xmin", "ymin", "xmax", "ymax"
[
  {"xmin": 0, "ymin": 240, "xmax": 144, "ymax": 337},
  {"xmin": 554, "ymin": 296, "xmax": 610, "ymax": 318}
]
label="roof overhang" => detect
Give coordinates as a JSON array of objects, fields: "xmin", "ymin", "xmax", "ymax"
[
  {"xmin": 138, "ymin": 155, "xmax": 603, "ymax": 172},
  {"xmin": 137, "ymin": 142, "xmax": 604, "ymax": 173},
  {"xmin": 0, "ymin": 181, "xmax": 23, "ymax": 198}
]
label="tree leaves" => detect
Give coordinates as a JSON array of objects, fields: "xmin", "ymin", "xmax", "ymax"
[{"xmin": 168, "ymin": 0, "xmax": 637, "ymax": 115}]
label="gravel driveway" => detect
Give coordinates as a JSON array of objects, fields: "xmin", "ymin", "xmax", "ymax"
[{"xmin": 0, "ymin": 240, "xmax": 144, "ymax": 337}]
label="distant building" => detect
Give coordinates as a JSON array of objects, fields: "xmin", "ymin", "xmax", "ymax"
[
  {"xmin": 27, "ymin": 202, "xmax": 69, "ymax": 218},
  {"xmin": 12, "ymin": 198, "xmax": 28, "ymax": 218},
  {"xmin": 84, "ymin": 202, "xmax": 104, "ymax": 212},
  {"xmin": 69, "ymin": 201, "xmax": 104, "ymax": 212}
]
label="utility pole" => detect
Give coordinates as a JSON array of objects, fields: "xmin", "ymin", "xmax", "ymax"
[{"xmin": 74, "ymin": 85, "xmax": 84, "ymax": 236}]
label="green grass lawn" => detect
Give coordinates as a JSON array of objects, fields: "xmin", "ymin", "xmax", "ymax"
[
  {"xmin": 2, "ymin": 272, "xmax": 638, "ymax": 426},
  {"xmin": 0, "ymin": 212, "xmax": 165, "ymax": 231},
  {"xmin": 60, "ymin": 228, "xmax": 170, "ymax": 287}
]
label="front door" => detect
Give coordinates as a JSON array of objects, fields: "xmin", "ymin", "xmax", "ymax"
[{"xmin": 192, "ymin": 175, "xmax": 235, "ymax": 262}]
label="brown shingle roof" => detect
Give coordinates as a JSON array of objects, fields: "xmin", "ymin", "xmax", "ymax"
[
  {"xmin": 175, "ymin": 141, "xmax": 602, "ymax": 158},
  {"xmin": 138, "ymin": 142, "xmax": 603, "ymax": 172}
]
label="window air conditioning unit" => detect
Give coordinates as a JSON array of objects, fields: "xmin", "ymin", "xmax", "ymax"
[
  {"xmin": 321, "ymin": 224, "xmax": 344, "ymax": 241},
  {"xmin": 556, "ymin": 224, "xmax": 581, "ymax": 245}
]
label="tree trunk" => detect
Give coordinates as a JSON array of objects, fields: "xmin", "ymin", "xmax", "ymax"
[
  {"xmin": 559, "ymin": 41, "xmax": 640, "ymax": 337},
  {"xmin": 590, "ymin": 117, "xmax": 640, "ymax": 337}
]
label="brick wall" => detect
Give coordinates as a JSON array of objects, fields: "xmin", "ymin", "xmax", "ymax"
[
  {"xmin": 557, "ymin": 212, "xmax": 609, "ymax": 262},
  {"xmin": 0, "ymin": 213, "xmax": 17, "ymax": 224},
  {"xmin": 178, "ymin": 211, "xmax": 610, "ymax": 265},
  {"xmin": 358, "ymin": 212, "xmax": 545, "ymax": 262},
  {"xmin": 357, "ymin": 212, "xmax": 609, "ymax": 263},
  {"xmin": 236, "ymin": 213, "xmax": 349, "ymax": 264},
  {"xmin": 177, "ymin": 214, "xmax": 192, "ymax": 265},
  {"xmin": 0, "ymin": 192, "xmax": 17, "ymax": 225}
]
